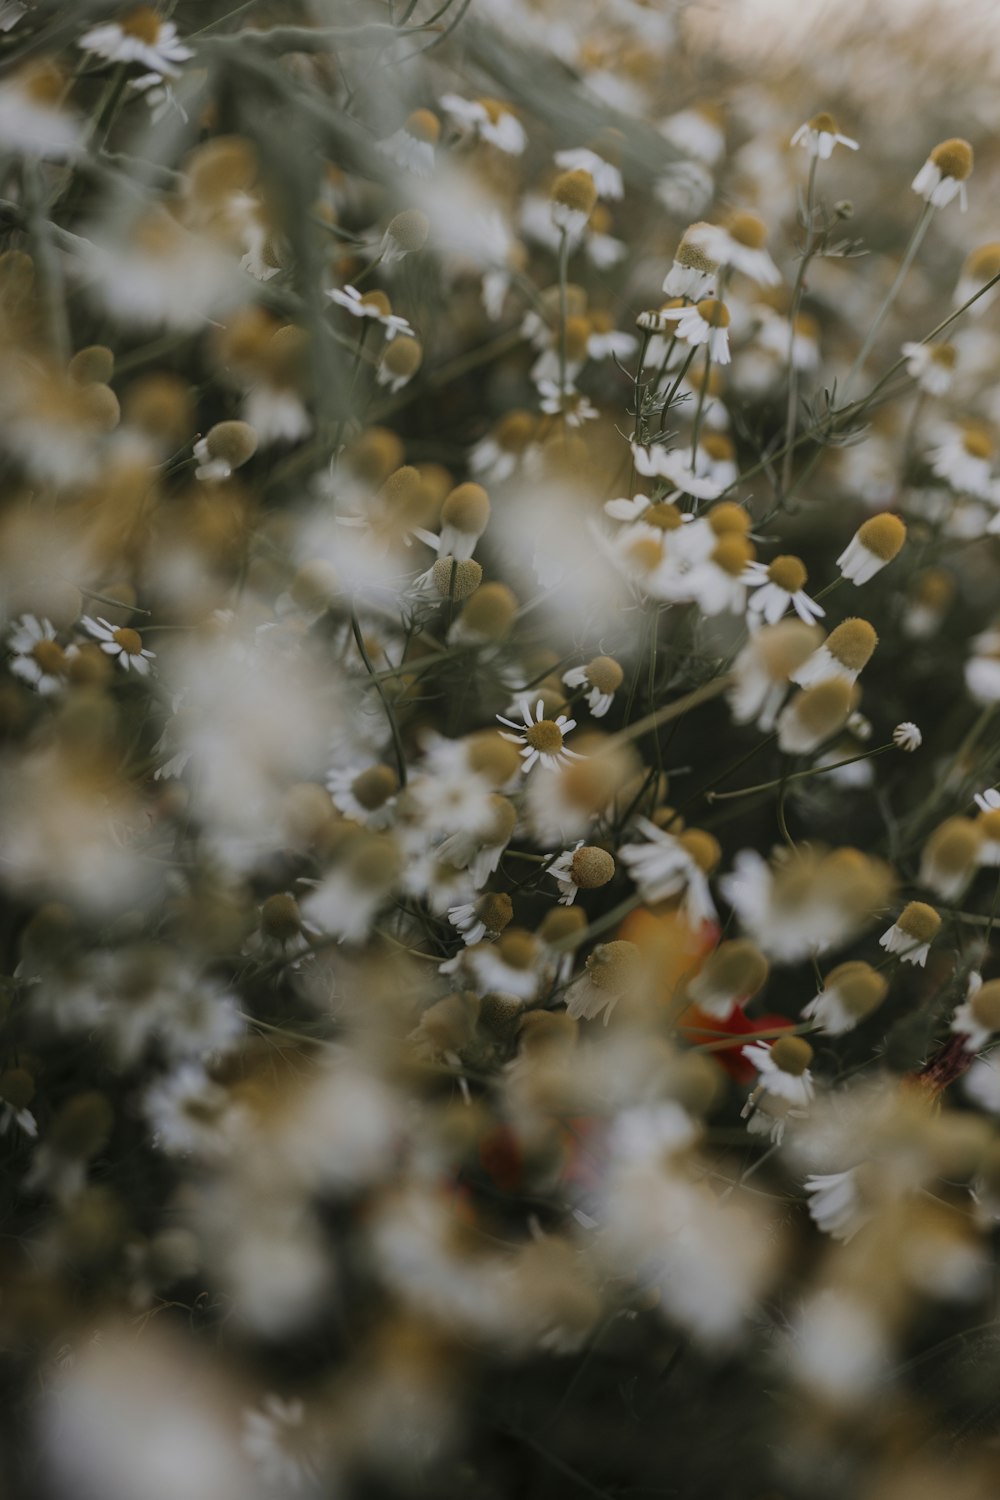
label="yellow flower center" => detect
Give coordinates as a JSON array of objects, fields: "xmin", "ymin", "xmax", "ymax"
[
  {"xmin": 827, "ymin": 617, "xmax": 877, "ymax": 671},
  {"xmin": 113, "ymin": 627, "xmax": 143, "ymax": 656},
  {"xmin": 767, "ymin": 555, "xmax": 807, "ymax": 593},
  {"xmin": 809, "ymin": 111, "xmax": 839, "ymax": 134},
  {"xmin": 695, "ymin": 297, "xmax": 731, "ymax": 329},
  {"xmin": 726, "ymin": 212, "xmax": 768, "ymax": 250},
  {"xmin": 32, "ymin": 639, "xmax": 66, "ymax": 674},
  {"xmin": 525, "ymin": 720, "xmax": 565, "ymax": 754},
  {"xmin": 121, "ymin": 6, "xmax": 163, "ymax": 43},
  {"xmin": 930, "ymin": 137, "xmax": 973, "ymax": 181},
  {"xmin": 626, "ymin": 535, "xmax": 665, "ymax": 573},
  {"xmin": 962, "ymin": 425, "xmax": 993, "ymax": 460}
]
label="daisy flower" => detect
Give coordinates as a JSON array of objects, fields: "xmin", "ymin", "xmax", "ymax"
[
  {"xmin": 554, "ymin": 146, "xmax": 623, "ymax": 201},
  {"xmin": 952, "ymin": 976, "xmax": 1000, "ymax": 1052},
  {"xmin": 901, "ymin": 341, "xmax": 957, "ymax": 396},
  {"xmin": 878, "ymin": 901, "xmax": 940, "ymax": 966},
  {"xmin": 440, "ymin": 93, "xmax": 526, "ymax": 155},
  {"xmin": 562, "ymin": 655, "xmax": 624, "ymax": 718},
  {"xmin": 548, "ymin": 842, "xmax": 615, "ymax": 906},
  {"xmin": 193, "ymin": 420, "xmax": 257, "ymax": 482},
  {"xmin": 790, "ymin": 617, "xmax": 878, "ymax": 688},
  {"xmin": 744, "ymin": 555, "xmax": 825, "ymax": 626},
  {"xmin": 791, "ymin": 112, "xmax": 859, "ymax": 159},
  {"xmin": 836, "ymin": 514, "xmax": 907, "ymax": 585},
  {"xmin": 728, "ymin": 618, "xmax": 824, "ymax": 730},
  {"xmin": 327, "ymin": 286, "xmax": 413, "ymax": 340},
  {"xmin": 954, "ymin": 243, "xmax": 1000, "ymax": 315},
  {"xmin": 976, "ymin": 788, "xmax": 1000, "ymax": 812},
  {"xmin": 496, "ymin": 698, "xmax": 583, "ymax": 773},
  {"xmin": 0, "ymin": 60, "xmax": 82, "ymax": 159},
  {"xmin": 966, "ymin": 630, "xmax": 1000, "ymax": 705},
  {"xmin": 663, "ymin": 221, "xmax": 719, "ymax": 300},
  {"xmin": 927, "ymin": 421, "xmax": 996, "ymax": 498},
  {"xmin": 686, "ymin": 215, "xmax": 780, "ymax": 287},
  {"xmin": 326, "ymin": 763, "xmax": 399, "ymax": 829},
  {"xmin": 8, "ymin": 615, "xmax": 69, "ymax": 695},
  {"xmin": 803, "ymin": 1169, "xmax": 872, "ymax": 1242},
  {"xmin": 618, "ymin": 818, "xmax": 718, "ymax": 927},
  {"xmin": 379, "ymin": 109, "xmax": 440, "ymax": 177},
  {"xmin": 79, "ymin": 8, "xmax": 193, "ymax": 79},
  {"xmin": 741, "ymin": 1036, "xmax": 814, "ymax": 1142},
  {"xmin": 630, "ymin": 442, "xmax": 724, "ymax": 500},
  {"xmin": 919, "ymin": 817, "xmax": 983, "ymax": 901},
  {"xmin": 659, "ymin": 297, "xmax": 732, "ymax": 364},
  {"xmin": 537, "ymin": 382, "xmax": 598, "ymax": 427},
  {"xmin": 549, "ymin": 168, "xmax": 598, "ymax": 237},
  {"xmin": 564, "ymin": 940, "xmax": 642, "ymax": 1026},
  {"xmin": 801, "ymin": 961, "xmax": 887, "ymax": 1035},
  {"xmin": 81, "ymin": 616, "xmax": 155, "ymax": 675},
  {"xmin": 466, "ymin": 928, "xmax": 542, "ymax": 1001},
  {"xmin": 776, "ymin": 678, "xmax": 856, "ymax": 756},
  {"xmin": 912, "ymin": 137, "xmax": 973, "ymax": 211},
  {"xmin": 447, "ymin": 891, "xmax": 513, "ymax": 946},
  {"xmin": 687, "ymin": 938, "xmax": 769, "ymax": 1020}
]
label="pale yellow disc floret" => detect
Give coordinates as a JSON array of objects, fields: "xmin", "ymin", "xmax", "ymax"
[
  {"xmin": 707, "ymin": 502, "xmax": 751, "ymax": 536},
  {"xmin": 442, "ymin": 481, "xmax": 490, "ymax": 535},
  {"xmin": 676, "ymin": 224, "xmax": 720, "ymax": 273},
  {"xmin": 431, "ymin": 556, "xmax": 482, "ymax": 598},
  {"xmin": 923, "ymin": 817, "xmax": 983, "ymax": 874},
  {"xmin": 260, "ymin": 893, "xmax": 303, "ymax": 942},
  {"xmin": 930, "ymin": 137, "xmax": 973, "ymax": 181},
  {"xmin": 525, "ymin": 719, "xmax": 565, "ymax": 754},
  {"xmin": 857, "ymin": 513, "xmax": 906, "ymax": 562},
  {"xmin": 570, "ymin": 845, "xmax": 615, "ymax": 889},
  {"xmin": 385, "ymin": 209, "xmax": 429, "ymax": 254},
  {"xmin": 896, "ymin": 900, "xmax": 941, "ymax": 942},
  {"xmin": 645, "ymin": 501, "xmax": 685, "ymax": 532},
  {"xmin": 406, "ymin": 109, "xmax": 441, "ymax": 144},
  {"xmin": 791, "ymin": 677, "xmax": 855, "ymax": 737},
  {"xmin": 711, "ymin": 535, "xmax": 755, "ymax": 576},
  {"xmin": 586, "ymin": 939, "xmax": 640, "ymax": 992},
  {"xmin": 586, "ymin": 655, "xmax": 624, "ymax": 694},
  {"xmin": 460, "ymin": 582, "xmax": 518, "ymax": 639},
  {"xmin": 824, "ymin": 960, "xmax": 887, "ymax": 1017},
  {"xmin": 679, "ymin": 828, "xmax": 721, "ymax": 874},
  {"xmin": 478, "ymin": 891, "xmax": 514, "ymax": 932},
  {"xmin": 498, "ymin": 928, "xmax": 538, "ymax": 969},
  {"xmin": 726, "ymin": 211, "xmax": 768, "ymax": 249},
  {"xmin": 382, "ymin": 336, "xmax": 423, "ymax": 379},
  {"xmin": 695, "ymin": 297, "xmax": 731, "ymax": 329},
  {"xmin": 966, "ymin": 243, "xmax": 1000, "ymax": 281},
  {"xmin": 767, "ymin": 555, "xmax": 807, "ymax": 593},
  {"xmin": 826, "ymin": 617, "xmax": 878, "ymax": 672},
  {"xmin": 551, "ymin": 169, "xmax": 598, "ymax": 217},
  {"xmin": 204, "ymin": 419, "xmax": 258, "ymax": 468},
  {"xmin": 769, "ymin": 1035, "xmax": 814, "ymax": 1074},
  {"xmin": 351, "ymin": 765, "xmax": 399, "ymax": 811},
  {"xmin": 699, "ymin": 939, "xmax": 769, "ymax": 998}
]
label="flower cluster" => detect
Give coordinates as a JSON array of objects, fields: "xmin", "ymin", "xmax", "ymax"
[{"xmin": 4, "ymin": 4, "xmax": 1000, "ymax": 1499}]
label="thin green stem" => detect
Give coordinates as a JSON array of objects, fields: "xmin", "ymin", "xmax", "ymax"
[{"xmin": 846, "ymin": 202, "xmax": 934, "ymax": 391}]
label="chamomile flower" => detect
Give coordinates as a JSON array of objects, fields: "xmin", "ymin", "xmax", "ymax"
[
  {"xmin": 744, "ymin": 555, "xmax": 825, "ymax": 626},
  {"xmin": 790, "ymin": 617, "xmax": 878, "ymax": 688},
  {"xmin": 976, "ymin": 788, "xmax": 1000, "ymax": 813},
  {"xmin": 928, "ymin": 421, "xmax": 996, "ymax": 498},
  {"xmin": 564, "ymin": 940, "xmax": 642, "ymax": 1025},
  {"xmin": 954, "ymin": 243, "xmax": 1000, "ymax": 315},
  {"xmin": 537, "ymin": 382, "xmax": 598, "ymax": 426},
  {"xmin": 663, "ymin": 222, "xmax": 719, "ymax": 300},
  {"xmin": 466, "ymin": 928, "xmax": 542, "ymax": 1001},
  {"xmin": 81, "ymin": 616, "xmax": 155, "ymax": 675},
  {"xmin": 379, "ymin": 109, "xmax": 440, "ymax": 177},
  {"xmin": 376, "ymin": 335, "xmax": 423, "ymax": 393},
  {"xmin": 562, "ymin": 655, "xmax": 624, "ymax": 718},
  {"xmin": 496, "ymin": 698, "xmax": 583, "ymax": 773},
  {"xmin": 803, "ymin": 1169, "xmax": 873, "ymax": 1242},
  {"xmin": 0, "ymin": 60, "xmax": 81, "ymax": 159},
  {"xmin": 193, "ymin": 420, "xmax": 258, "ymax": 482},
  {"xmin": 687, "ymin": 939, "xmax": 769, "ymax": 1020},
  {"xmin": 686, "ymin": 214, "xmax": 780, "ymax": 287},
  {"xmin": 879, "ymin": 901, "xmax": 941, "ymax": 967},
  {"xmin": 447, "ymin": 891, "xmax": 513, "ymax": 946},
  {"xmin": 912, "ymin": 137, "xmax": 973, "ymax": 211},
  {"xmin": 776, "ymin": 678, "xmax": 856, "ymax": 756},
  {"xmin": 79, "ymin": 8, "xmax": 193, "ymax": 79},
  {"xmin": 952, "ymin": 976, "xmax": 1000, "ymax": 1052},
  {"xmin": 327, "ymin": 286, "xmax": 413, "ymax": 340},
  {"xmin": 7, "ymin": 615, "xmax": 69, "ymax": 695},
  {"xmin": 741, "ymin": 1036, "xmax": 814, "ymax": 1143},
  {"xmin": 901, "ymin": 341, "xmax": 957, "ymax": 396},
  {"xmin": 919, "ymin": 817, "xmax": 983, "ymax": 901},
  {"xmin": 630, "ymin": 443, "xmax": 724, "ymax": 500},
  {"xmin": 440, "ymin": 94, "xmax": 526, "ymax": 154},
  {"xmin": 326, "ymin": 764, "xmax": 399, "ymax": 829},
  {"xmin": 801, "ymin": 962, "xmax": 887, "ymax": 1035},
  {"xmin": 618, "ymin": 820, "xmax": 719, "ymax": 926},
  {"xmin": 659, "ymin": 297, "xmax": 732, "ymax": 364},
  {"xmin": 728, "ymin": 619, "xmax": 824, "ymax": 730},
  {"xmin": 791, "ymin": 112, "xmax": 859, "ymax": 159},
  {"xmin": 554, "ymin": 146, "xmax": 623, "ymax": 201},
  {"xmin": 550, "ymin": 169, "xmax": 599, "ymax": 237},
  {"xmin": 548, "ymin": 843, "xmax": 615, "ymax": 905},
  {"xmin": 836, "ymin": 514, "xmax": 907, "ymax": 585}
]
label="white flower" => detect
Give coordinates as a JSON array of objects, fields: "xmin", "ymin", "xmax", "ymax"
[
  {"xmin": 927, "ymin": 422, "xmax": 996, "ymax": 498},
  {"xmin": 741, "ymin": 1038, "xmax": 814, "ymax": 1142},
  {"xmin": 743, "ymin": 558, "xmax": 824, "ymax": 627},
  {"xmin": 659, "ymin": 298, "xmax": 732, "ymax": 364},
  {"xmin": 630, "ymin": 443, "xmax": 725, "ymax": 500},
  {"xmin": 327, "ymin": 285, "xmax": 413, "ymax": 340},
  {"xmin": 892, "ymin": 721, "xmax": 922, "ymax": 752},
  {"xmin": 791, "ymin": 114, "xmax": 859, "ymax": 159},
  {"xmin": 800, "ymin": 962, "xmax": 887, "ymax": 1035},
  {"xmin": 79, "ymin": 12, "xmax": 193, "ymax": 79},
  {"xmin": 912, "ymin": 139, "xmax": 973, "ymax": 211},
  {"xmin": 966, "ymin": 631, "xmax": 1000, "ymax": 705},
  {"xmin": 976, "ymin": 788, "xmax": 1000, "ymax": 813},
  {"xmin": 964, "ymin": 1048, "xmax": 1000, "ymax": 1113},
  {"xmin": 8, "ymin": 615, "xmax": 69, "ymax": 695},
  {"xmin": 952, "ymin": 977, "xmax": 1000, "ymax": 1053},
  {"xmin": 537, "ymin": 382, "xmax": 598, "ymax": 427},
  {"xmin": 685, "ymin": 218, "xmax": 780, "ymax": 287},
  {"xmin": 379, "ymin": 114, "xmax": 438, "ymax": 178},
  {"xmin": 878, "ymin": 901, "xmax": 940, "ymax": 967},
  {"xmin": 0, "ymin": 61, "xmax": 82, "ymax": 159},
  {"xmin": 326, "ymin": 764, "xmax": 398, "ymax": 829},
  {"xmin": 440, "ymin": 93, "xmax": 526, "ymax": 155},
  {"xmin": 803, "ymin": 1169, "xmax": 870, "ymax": 1241},
  {"xmin": 496, "ymin": 698, "xmax": 583, "ymax": 773},
  {"xmin": 836, "ymin": 514, "xmax": 907, "ymax": 585},
  {"xmin": 901, "ymin": 341, "xmax": 957, "ymax": 396},
  {"xmin": 554, "ymin": 147, "xmax": 623, "ymax": 200},
  {"xmin": 562, "ymin": 655, "xmax": 623, "ymax": 718},
  {"xmin": 81, "ymin": 616, "xmax": 155, "ymax": 675},
  {"xmin": 618, "ymin": 818, "xmax": 717, "ymax": 926}
]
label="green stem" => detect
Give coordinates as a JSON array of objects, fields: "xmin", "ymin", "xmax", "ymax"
[
  {"xmin": 846, "ymin": 201, "xmax": 935, "ymax": 391},
  {"xmin": 707, "ymin": 742, "xmax": 895, "ymax": 802},
  {"xmin": 781, "ymin": 153, "xmax": 819, "ymax": 493}
]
